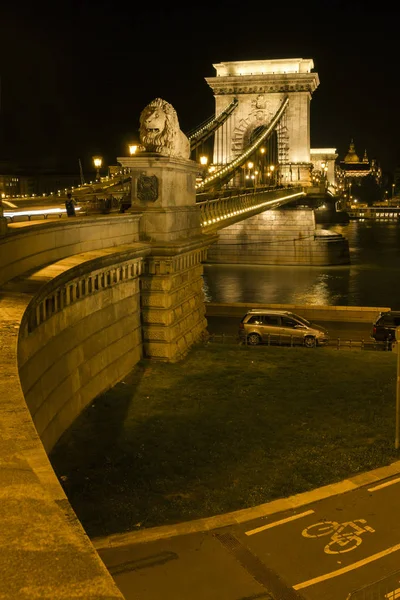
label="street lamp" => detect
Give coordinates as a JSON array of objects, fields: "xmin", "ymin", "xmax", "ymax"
[
  {"xmin": 269, "ymin": 165, "xmax": 275, "ymax": 186},
  {"xmin": 259, "ymin": 147, "xmax": 266, "ymax": 184},
  {"xmin": 254, "ymin": 170, "xmax": 259, "ymax": 189},
  {"xmin": 129, "ymin": 144, "xmax": 138, "ymax": 156},
  {"xmin": 246, "ymin": 162, "xmax": 254, "ymax": 187},
  {"xmin": 199, "ymin": 155, "xmax": 208, "ymax": 179},
  {"xmin": 93, "ymin": 156, "xmax": 102, "ymax": 181},
  {"xmin": 392, "ymin": 183, "xmax": 395, "ymax": 201}
]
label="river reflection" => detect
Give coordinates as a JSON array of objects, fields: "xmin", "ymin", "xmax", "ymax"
[{"xmin": 202, "ymin": 220, "xmax": 400, "ymax": 308}]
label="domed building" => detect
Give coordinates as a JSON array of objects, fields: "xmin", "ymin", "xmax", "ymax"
[{"xmin": 336, "ymin": 140, "xmax": 382, "ymax": 203}]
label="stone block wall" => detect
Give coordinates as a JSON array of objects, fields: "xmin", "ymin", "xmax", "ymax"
[
  {"xmin": 18, "ymin": 253, "xmax": 145, "ymax": 453},
  {"xmin": 206, "ymin": 208, "xmax": 350, "ymax": 266},
  {"xmin": 141, "ymin": 247, "xmax": 209, "ymax": 362}
]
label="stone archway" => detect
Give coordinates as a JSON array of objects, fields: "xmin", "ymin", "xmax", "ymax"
[{"xmin": 205, "ymin": 58, "xmax": 320, "ymax": 186}]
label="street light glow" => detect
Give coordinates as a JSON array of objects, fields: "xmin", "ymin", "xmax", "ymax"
[{"xmin": 93, "ymin": 156, "xmax": 103, "ymax": 180}]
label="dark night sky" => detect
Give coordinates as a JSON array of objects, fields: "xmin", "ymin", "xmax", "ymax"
[{"xmin": 1, "ymin": 1, "xmax": 399, "ymax": 177}]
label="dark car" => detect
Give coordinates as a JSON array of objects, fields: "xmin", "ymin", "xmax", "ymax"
[{"xmin": 371, "ymin": 311, "xmax": 400, "ymax": 343}]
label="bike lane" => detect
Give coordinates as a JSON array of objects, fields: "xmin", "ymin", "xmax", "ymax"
[
  {"xmin": 231, "ymin": 475, "xmax": 400, "ymax": 599},
  {"xmin": 95, "ymin": 464, "xmax": 400, "ymax": 600}
]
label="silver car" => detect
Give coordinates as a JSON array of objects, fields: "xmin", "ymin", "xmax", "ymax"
[{"xmin": 238, "ymin": 309, "xmax": 329, "ymax": 348}]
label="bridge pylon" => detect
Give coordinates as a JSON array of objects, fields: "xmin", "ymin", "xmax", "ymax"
[
  {"xmin": 205, "ymin": 58, "xmax": 320, "ymax": 188},
  {"xmin": 117, "ymin": 153, "xmax": 217, "ymax": 362}
]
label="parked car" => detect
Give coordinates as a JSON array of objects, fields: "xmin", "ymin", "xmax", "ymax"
[
  {"xmin": 238, "ymin": 309, "xmax": 329, "ymax": 348},
  {"xmin": 371, "ymin": 311, "xmax": 400, "ymax": 344}
]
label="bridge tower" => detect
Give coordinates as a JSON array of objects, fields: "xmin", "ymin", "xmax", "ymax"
[{"xmin": 205, "ymin": 58, "xmax": 320, "ymax": 187}]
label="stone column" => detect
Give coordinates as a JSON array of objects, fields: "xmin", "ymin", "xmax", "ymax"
[{"xmin": 118, "ymin": 154, "xmax": 218, "ymax": 362}]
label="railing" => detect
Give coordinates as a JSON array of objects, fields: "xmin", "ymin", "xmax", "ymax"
[
  {"xmin": 22, "ymin": 257, "xmax": 144, "ymax": 336},
  {"xmin": 205, "ymin": 333, "xmax": 395, "ymax": 352},
  {"xmin": 188, "ymin": 98, "xmax": 238, "ymax": 151},
  {"xmin": 197, "ymin": 187, "xmax": 305, "ymax": 230}
]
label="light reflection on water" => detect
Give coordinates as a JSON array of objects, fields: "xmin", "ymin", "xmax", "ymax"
[{"xmin": 202, "ymin": 221, "xmax": 400, "ymax": 308}]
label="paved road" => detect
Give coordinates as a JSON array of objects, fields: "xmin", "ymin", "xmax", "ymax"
[{"xmin": 96, "ymin": 462, "xmax": 400, "ymax": 600}]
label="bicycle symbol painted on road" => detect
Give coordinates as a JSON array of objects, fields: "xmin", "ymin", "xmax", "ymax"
[{"xmin": 302, "ymin": 519, "xmax": 375, "ymax": 554}]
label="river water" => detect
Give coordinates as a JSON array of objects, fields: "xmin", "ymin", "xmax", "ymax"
[{"xmin": 202, "ymin": 220, "xmax": 400, "ymax": 309}]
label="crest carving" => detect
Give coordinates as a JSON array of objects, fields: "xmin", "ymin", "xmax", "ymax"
[
  {"xmin": 137, "ymin": 174, "xmax": 158, "ymax": 202},
  {"xmin": 252, "ymin": 94, "xmax": 267, "ymax": 109}
]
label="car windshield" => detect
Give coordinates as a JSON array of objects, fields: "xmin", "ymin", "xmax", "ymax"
[{"xmin": 289, "ymin": 313, "xmax": 311, "ymax": 326}]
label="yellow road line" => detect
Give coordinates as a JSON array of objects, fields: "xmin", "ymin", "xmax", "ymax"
[
  {"xmin": 293, "ymin": 543, "xmax": 400, "ymax": 590},
  {"xmin": 368, "ymin": 477, "xmax": 400, "ymax": 492},
  {"xmin": 245, "ymin": 510, "xmax": 314, "ymax": 536}
]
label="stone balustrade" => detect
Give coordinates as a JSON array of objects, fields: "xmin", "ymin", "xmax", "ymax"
[{"xmin": 23, "ymin": 256, "xmax": 144, "ymax": 335}]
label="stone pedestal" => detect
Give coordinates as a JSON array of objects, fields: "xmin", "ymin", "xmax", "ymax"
[
  {"xmin": 118, "ymin": 154, "xmax": 202, "ymax": 242},
  {"xmin": 117, "ymin": 154, "xmax": 217, "ymax": 362}
]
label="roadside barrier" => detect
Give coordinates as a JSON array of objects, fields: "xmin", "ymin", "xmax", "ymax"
[{"xmin": 206, "ymin": 333, "xmax": 395, "ymax": 352}]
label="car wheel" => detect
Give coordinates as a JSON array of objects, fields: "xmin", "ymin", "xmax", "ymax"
[
  {"xmin": 304, "ymin": 336, "xmax": 316, "ymax": 348},
  {"xmin": 247, "ymin": 333, "xmax": 262, "ymax": 346}
]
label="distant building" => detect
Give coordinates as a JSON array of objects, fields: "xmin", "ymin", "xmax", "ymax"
[
  {"xmin": 335, "ymin": 140, "xmax": 382, "ymax": 205},
  {"xmin": 336, "ymin": 139, "xmax": 381, "ymax": 185},
  {"xmin": 0, "ymin": 160, "xmax": 81, "ymax": 198}
]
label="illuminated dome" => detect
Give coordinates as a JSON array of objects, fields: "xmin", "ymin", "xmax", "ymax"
[{"xmin": 344, "ymin": 139, "xmax": 360, "ymax": 163}]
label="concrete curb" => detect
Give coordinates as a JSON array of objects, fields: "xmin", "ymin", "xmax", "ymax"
[{"xmin": 92, "ymin": 459, "xmax": 400, "ymax": 550}]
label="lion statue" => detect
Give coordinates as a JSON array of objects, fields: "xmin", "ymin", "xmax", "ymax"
[{"xmin": 139, "ymin": 98, "xmax": 190, "ymax": 160}]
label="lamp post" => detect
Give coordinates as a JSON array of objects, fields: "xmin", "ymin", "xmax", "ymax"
[
  {"xmin": 199, "ymin": 155, "xmax": 208, "ymax": 179},
  {"xmin": 254, "ymin": 170, "xmax": 259, "ymax": 190},
  {"xmin": 392, "ymin": 183, "xmax": 395, "ymax": 202},
  {"xmin": 269, "ymin": 164, "xmax": 275, "ymax": 186},
  {"xmin": 395, "ymin": 327, "xmax": 400, "ymax": 449},
  {"xmin": 247, "ymin": 161, "xmax": 254, "ymax": 188},
  {"xmin": 93, "ymin": 156, "xmax": 102, "ymax": 181},
  {"xmin": 129, "ymin": 144, "xmax": 138, "ymax": 156},
  {"xmin": 259, "ymin": 147, "xmax": 266, "ymax": 185}
]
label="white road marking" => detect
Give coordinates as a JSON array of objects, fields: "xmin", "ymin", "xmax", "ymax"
[
  {"xmin": 368, "ymin": 477, "xmax": 400, "ymax": 492},
  {"xmin": 245, "ymin": 509, "xmax": 314, "ymax": 536},
  {"xmin": 293, "ymin": 542, "xmax": 400, "ymax": 590}
]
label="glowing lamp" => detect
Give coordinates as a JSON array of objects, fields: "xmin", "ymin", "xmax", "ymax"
[{"xmin": 93, "ymin": 156, "xmax": 103, "ymax": 180}]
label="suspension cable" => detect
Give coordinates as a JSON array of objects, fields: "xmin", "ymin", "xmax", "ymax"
[{"xmin": 195, "ymin": 96, "xmax": 289, "ymax": 192}]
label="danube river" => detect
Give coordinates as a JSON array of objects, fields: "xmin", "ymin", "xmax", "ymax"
[{"xmin": 202, "ymin": 220, "xmax": 400, "ymax": 309}]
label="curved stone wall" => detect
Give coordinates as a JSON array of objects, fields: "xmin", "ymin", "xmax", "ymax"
[
  {"xmin": 0, "ymin": 214, "xmax": 141, "ymax": 286},
  {"xmin": 0, "ymin": 219, "xmax": 151, "ymax": 599},
  {"xmin": 18, "ymin": 246, "xmax": 149, "ymax": 453}
]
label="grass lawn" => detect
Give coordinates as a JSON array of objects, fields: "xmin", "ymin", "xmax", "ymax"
[{"xmin": 50, "ymin": 344, "xmax": 400, "ymax": 539}]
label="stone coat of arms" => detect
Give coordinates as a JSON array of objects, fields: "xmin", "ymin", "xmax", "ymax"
[{"xmin": 137, "ymin": 174, "xmax": 158, "ymax": 202}]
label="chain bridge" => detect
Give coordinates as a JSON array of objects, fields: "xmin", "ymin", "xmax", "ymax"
[{"xmin": 0, "ymin": 57, "xmax": 354, "ymax": 600}]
